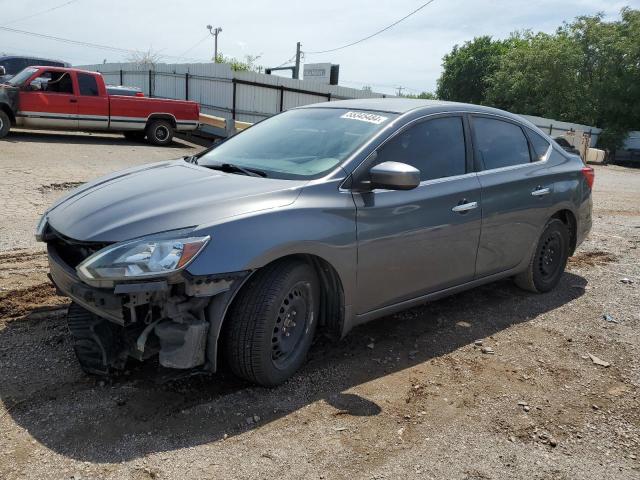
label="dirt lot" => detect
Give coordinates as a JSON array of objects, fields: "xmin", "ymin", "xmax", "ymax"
[{"xmin": 0, "ymin": 131, "xmax": 638, "ymax": 480}]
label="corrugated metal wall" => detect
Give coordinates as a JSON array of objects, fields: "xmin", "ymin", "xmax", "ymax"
[
  {"xmin": 520, "ymin": 114, "xmax": 602, "ymax": 147},
  {"xmin": 76, "ymin": 62, "xmax": 385, "ymax": 123}
]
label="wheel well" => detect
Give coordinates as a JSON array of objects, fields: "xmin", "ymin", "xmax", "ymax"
[
  {"xmin": 0, "ymin": 104, "xmax": 15, "ymax": 124},
  {"xmin": 146, "ymin": 114, "xmax": 176, "ymax": 129},
  {"xmin": 551, "ymin": 209, "xmax": 577, "ymax": 254},
  {"xmin": 224, "ymin": 254, "xmax": 345, "ymax": 340}
]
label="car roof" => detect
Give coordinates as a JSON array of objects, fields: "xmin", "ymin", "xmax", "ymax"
[
  {"xmin": 0, "ymin": 55, "xmax": 68, "ymax": 64},
  {"xmin": 28, "ymin": 65, "xmax": 97, "ymax": 75},
  {"xmin": 298, "ymin": 98, "xmax": 535, "ymax": 127}
]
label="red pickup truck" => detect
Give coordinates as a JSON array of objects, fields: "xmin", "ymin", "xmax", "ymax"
[{"xmin": 0, "ymin": 66, "xmax": 199, "ymax": 145}]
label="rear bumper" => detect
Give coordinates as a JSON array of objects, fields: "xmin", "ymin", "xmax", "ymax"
[{"xmin": 48, "ymin": 244, "xmax": 125, "ymax": 324}]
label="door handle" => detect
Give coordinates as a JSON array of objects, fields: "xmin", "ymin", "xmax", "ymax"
[
  {"xmin": 452, "ymin": 201, "xmax": 478, "ymax": 213},
  {"xmin": 69, "ymin": 98, "xmax": 78, "ymax": 103},
  {"xmin": 531, "ymin": 187, "xmax": 550, "ymax": 197}
]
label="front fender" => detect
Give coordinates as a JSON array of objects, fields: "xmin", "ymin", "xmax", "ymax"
[{"xmin": 186, "ymin": 180, "xmax": 358, "ymax": 307}]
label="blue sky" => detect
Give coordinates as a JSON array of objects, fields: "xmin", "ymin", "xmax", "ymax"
[{"xmin": 1, "ymin": 0, "xmax": 637, "ymax": 95}]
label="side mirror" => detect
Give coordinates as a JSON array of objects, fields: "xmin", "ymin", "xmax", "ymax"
[
  {"xmin": 0, "ymin": 66, "xmax": 6, "ymax": 76},
  {"xmin": 369, "ymin": 161, "xmax": 421, "ymax": 191}
]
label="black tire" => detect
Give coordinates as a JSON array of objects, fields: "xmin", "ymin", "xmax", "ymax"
[
  {"xmin": 145, "ymin": 119, "xmax": 174, "ymax": 146},
  {"xmin": 0, "ymin": 110, "xmax": 11, "ymax": 139},
  {"xmin": 514, "ymin": 218, "xmax": 570, "ymax": 293},
  {"xmin": 123, "ymin": 131, "xmax": 146, "ymax": 142},
  {"xmin": 222, "ymin": 260, "xmax": 319, "ymax": 386}
]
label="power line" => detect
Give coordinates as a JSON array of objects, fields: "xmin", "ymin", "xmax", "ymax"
[
  {"xmin": 2, "ymin": 0, "xmax": 80, "ymax": 26},
  {"xmin": 178, "ymin": 34, "xmax": 211, "ymax": 58},
  {"xmin": 0, "ymin": 25, "xmax": 206, "ymax": 62},
  {"xmin": 305, "ymin": 0, "xmax": 436, "ymax": 54},
  {"xmin": 272, "ymin": 52, "xmax": 298, "ymax": 68}
]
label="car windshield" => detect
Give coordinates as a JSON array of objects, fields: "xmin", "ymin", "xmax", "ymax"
[
  {"xmin": 198, "ymin": 108, "xmax": 397, "ymax": 179},
  {"xmin": 7, "ymin": 67, "xmax": 38, "ymax": 86}
]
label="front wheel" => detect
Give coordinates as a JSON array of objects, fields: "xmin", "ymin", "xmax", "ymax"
[
  {"xmin": 514, "ymin": 218, "xmax": 570, "ymax": 293},
  {"xmin": 0, "ymin": 110, "xmax": 11, "ymax": 139},
  {"xmin": 222, "ymin": 260, "xmax": 319, "ymax": 386},
  {"xmin": 145, "ymin": 119, "xmax": 174, "ymax": 146}
]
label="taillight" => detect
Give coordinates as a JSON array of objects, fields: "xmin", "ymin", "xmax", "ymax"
[{"xmin": 581, "ymin": 167, "xmax": 595, "ymax": 189}]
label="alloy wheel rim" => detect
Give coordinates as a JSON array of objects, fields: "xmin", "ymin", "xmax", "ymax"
[{"xmin": 271, "ymin": 281, "xmax": 312, "ymax": 369}]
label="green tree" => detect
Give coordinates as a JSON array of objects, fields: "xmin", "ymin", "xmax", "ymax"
[
  {"xmin": 436, "ymin": 36, "xmax": 513, "ymax": 104},
  {"xmin": 401, "ymin": 91, "xmax": 437, "ymax": 99},
  {"xmin": 436, "ymin": 7, "xmax": 640, "ymax": 140},
  {"xmin": 215, "ymin": 53, "xmax": 263, "ymax": 73},
  {"xmin": 484, "ymin": 31, "xmax": 587, "ymax": 123}
]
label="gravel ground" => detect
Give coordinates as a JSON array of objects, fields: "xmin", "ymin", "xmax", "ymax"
[{"xmin": 0, "ymin": 131, "xmax": 638, "ymax": 480}]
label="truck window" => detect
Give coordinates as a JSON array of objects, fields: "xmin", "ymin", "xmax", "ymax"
[
  {"xmin": 78, "ymin": 73, "xmax": 99, "ymax": 96},
  {"xmin": 38, "ymin": 70, "xmax": 74, "ymax": 94}
]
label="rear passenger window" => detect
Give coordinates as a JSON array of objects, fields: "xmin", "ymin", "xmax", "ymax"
[
  {"xmin": 473, "ymin": 117, "xmax": 531, "ymax": 170},
  {"xmin": 527, "ymin": 128, "xmax": 551, "ymax": 161},
  {"xmin": 78, "ymin": 73, "xmax": 99, "ymax": 96},
  {"xmin": 376, "ymin": 116, "xmax": 466, "ymax": 181}
]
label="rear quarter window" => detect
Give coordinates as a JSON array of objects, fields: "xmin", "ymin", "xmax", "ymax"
[
  {"xmin": 473, "ymin": 117, "xmax": 531, "ymax": 170},
  {"xmin": 527, "ymin": 128, "xmax": 551, "ymax": 161}
]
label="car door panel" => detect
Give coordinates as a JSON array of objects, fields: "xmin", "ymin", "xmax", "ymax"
[
  {"xmin": 353, "ymin": 114, "xmax": 481, "ymax": 315},
  {"xmin": 18, "ymin": 69, "xmax": 78, "ymax": 129},
  {"xmin": 475, "ymin": 164, "xmax": 553, "ymax": 276},
  {"xmin": 354, "ymin": 174, "xmax": 482, "ymax": 314},
  {"xmin": 471, "ymin": 115, "xmax": 553, "ymax": 277}
]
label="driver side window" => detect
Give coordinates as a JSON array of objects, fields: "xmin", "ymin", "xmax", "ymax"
[
  {"xmin": 375, "ymin": 116, "xmax": 467, "ymax": 181},
  {"xmin": 36, "ymin": 70, "xmax": 74, "ymax": 95}
]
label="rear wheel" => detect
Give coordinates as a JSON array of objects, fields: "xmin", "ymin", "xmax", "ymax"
[
  {"xmin": 145, "ymin": 119, "xmax": 174, "ymax": 146},
  {"xmin": 0, "ymin": 110, "xmax": 11, "ymax": 139},
  {"xmin": 222, "ymin": 260, "xmax": 319, "ymax": 386},
  {"xmin": 514, "ymin": 218, "xmax": 570, "ymax": 293}
]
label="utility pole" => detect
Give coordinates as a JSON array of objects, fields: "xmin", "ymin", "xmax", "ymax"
[
  {"xmin": 396, "ymin": 86, "xmax": 405, "ymax": 97},
  {"xmin": 294, "ymin": 42, "xmax": 301, "ymax": 80},
  {"xmin": 207, "ymin": 25, "xmax": 223, "ymax": 62}
]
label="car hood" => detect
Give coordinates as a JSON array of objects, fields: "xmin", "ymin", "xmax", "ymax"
[{"xmin": 47, "ymin": 160, "xmax": 306, "ymax": 242}]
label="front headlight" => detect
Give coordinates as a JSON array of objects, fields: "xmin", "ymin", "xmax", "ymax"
[{"xmin": 77, "ymin": 235, "xmax": 210, "ymax": 283}]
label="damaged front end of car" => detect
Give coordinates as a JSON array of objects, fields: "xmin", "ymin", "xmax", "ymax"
[{"xmin": 43, "ymin": 224, "xmax": 248, "ymax": 376}]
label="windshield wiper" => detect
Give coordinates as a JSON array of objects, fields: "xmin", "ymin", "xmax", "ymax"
[
  {"xmin": 207, "ymin": 163, "xmax": 267, "ymax": 178},
  {"xmin": 183, "ymin": 155, "xmax": 199, "ymax": 164}
]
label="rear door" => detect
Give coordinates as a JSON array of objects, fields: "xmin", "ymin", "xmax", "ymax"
[
  {"xmin": 75, "ymin": 72, "xmax": 109, "ymax": 130},
  {"xmin": 471, "ymin": 115, "xmax": 553, "ymax": 277},
  {"xmin": 354, "ymin": 114, "xmax": 482, "ymax": 314},
  {"xmin": 18, "ymin": 69, "xmax": 78, "ymax": 129}
]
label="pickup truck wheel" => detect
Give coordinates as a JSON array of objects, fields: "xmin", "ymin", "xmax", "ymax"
[
  {"xmin": 514, "ymin": 219, "xmax": 570, "ymax": 293},
  {"xmin": 222, "ymin": 260, "xmax": 319, "ymax": 387},
  {"xmin": 0, "ymin": 110, "xmax": 10, "ymax": 139},
  {"xmin": 123, "ymin": 131, "xmax": 146, "ymax": 142},
  {"xmin": 146, "ymin": 119, "xmax": 174, "ymax": 146}
]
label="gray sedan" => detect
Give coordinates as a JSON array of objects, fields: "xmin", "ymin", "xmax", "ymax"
[{"xmin": 38, "ymin": 99, "xmax": 594, "ymax": 386}]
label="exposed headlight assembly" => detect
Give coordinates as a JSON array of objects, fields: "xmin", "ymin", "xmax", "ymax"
[{"xmin": 77, "ymin": 235, "xmax": 210, "ymax": 285}]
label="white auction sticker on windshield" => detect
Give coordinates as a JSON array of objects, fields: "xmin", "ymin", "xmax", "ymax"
[{"xmin": 340, "ymin": 111, "xmax": 388, "ymax": 124}]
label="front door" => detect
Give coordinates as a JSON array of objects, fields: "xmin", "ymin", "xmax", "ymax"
[
  {"xmin": 18, "ymin": 69, "xmax": 78, "ymax": 129},
  {"xmin": 353, "ymin": 115, "xmax": 482, "ymax": 314}
]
